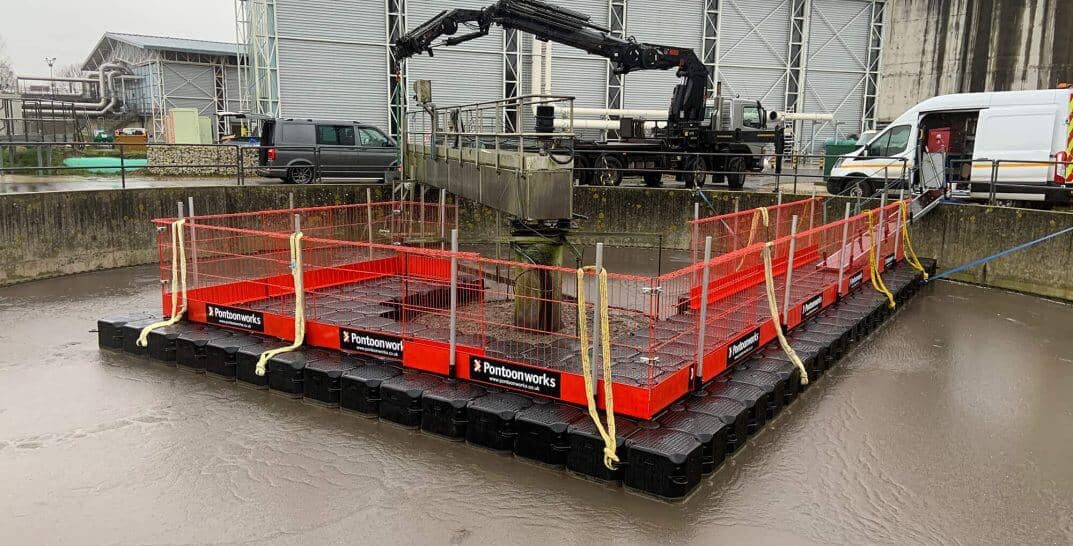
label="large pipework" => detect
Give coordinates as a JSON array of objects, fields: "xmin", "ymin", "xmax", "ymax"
[{"xmin": 25, "ymin": 62, "xmax": 131, "ymax": 117}]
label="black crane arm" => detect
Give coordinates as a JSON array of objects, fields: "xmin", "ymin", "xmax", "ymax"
[{"xmin": 392, "ymin": 0, "xmax": 708, "ymax": 123}]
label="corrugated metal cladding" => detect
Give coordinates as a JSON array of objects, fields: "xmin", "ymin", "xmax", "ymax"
[
  {"xmin": 521, "ymin": 0, "xmax": 607, "ymax": 111},
  {"xmin": 623, "ymin": 0, "xmax": 704, "ymax": 110},
  {"xmin": 161, "ymin": 62, "xmax": 216, "ymax": 115},
  {"xmin": 802, "ymin": 0, "xmax": 872, "ymax": 144},
  {"xmin": 718, "ymin": 0, "xmax": 791, "ymax": 111},
  {"xmin": 275, "ymin": 0, "xmax": 388, "ymax": 127},
  {"xmin": 224, "ymin": 66, "xmax": 242, "ymax": 112},
  {"xmin": 406, "ymin": 0, "xmax": 504, "ymax": 110}
]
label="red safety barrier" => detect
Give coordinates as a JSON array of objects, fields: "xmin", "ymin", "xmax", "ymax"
[{"xmin": 152, "ymin": 198, "xmax": 907, "ymax": 419}]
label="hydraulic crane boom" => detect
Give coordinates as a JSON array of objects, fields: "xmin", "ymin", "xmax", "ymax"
[{"xmin": 392, "ymin": 0, "xmax": 708, "ymax": 124}]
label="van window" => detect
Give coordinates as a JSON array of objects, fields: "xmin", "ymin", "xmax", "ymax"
[
  {"xmin": 359, "ymin": 127, "xmax": 391, "ymax": 147},
  {"xmin": 281, "ymin": 123, "xmax": 312, "ymax": 144},
  {"xmin": 316, "ymin": 125, "xmax": 355, "ymax": 146},
  {"xmin": 867, "ymin": 125, "xmax": 911, "ymax": 157}
]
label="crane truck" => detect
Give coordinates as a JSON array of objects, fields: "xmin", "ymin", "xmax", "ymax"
[{"xmin": 393, "ymin": 0, "xmax": 785, "ymax": 189}]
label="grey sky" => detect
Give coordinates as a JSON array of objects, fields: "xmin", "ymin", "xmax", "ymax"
[{"xmin": 1, "ymin": 0, "xmax": 235, "ymax": 74}]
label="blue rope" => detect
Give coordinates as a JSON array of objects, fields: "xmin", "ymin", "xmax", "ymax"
[
  {"xmin": 929, "ymin": 226, "xmax": 1073, "ymax": 282},
  {"xmin": 693, "ymin": 187, "xmax": 716, "ymax": 213}
]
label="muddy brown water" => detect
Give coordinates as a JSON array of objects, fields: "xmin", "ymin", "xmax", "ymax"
[{"xmin": 2, "ymin": 266, "xmax": 1072, "ymax": 544}]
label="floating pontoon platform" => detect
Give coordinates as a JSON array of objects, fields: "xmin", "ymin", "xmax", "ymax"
[{"xmin": 96, "ymin": 196, "xmax": 935, "ymax": 497}]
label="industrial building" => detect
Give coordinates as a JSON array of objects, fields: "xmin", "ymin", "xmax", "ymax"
[
  {"xmin": 236, "ymin": 0, "xmax": 888, "ymax": 152},
  {"xmin": 879, "ymin": 0, "xmax": 1073, "ymax": 121},
  {"xmin": 81, "ymin": 32, "xmax": 243, "ymax": 140}
]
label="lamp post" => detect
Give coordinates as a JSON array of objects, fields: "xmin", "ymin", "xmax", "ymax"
[{"xmin": 44, "ymin": 57, "xmax": 56, "ymax": 96}]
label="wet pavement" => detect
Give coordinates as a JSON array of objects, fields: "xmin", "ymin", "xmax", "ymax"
[
  {"xmin": 0, "ymin": 175, "xmax": 385, "ymax": 193},
  {"xmin": 0, "ymin": 171, "xmax": 825, "ymax": 195},
  {"xmin": 1, "ymin": 267, "xmax": 1072, "ymax": 544}
]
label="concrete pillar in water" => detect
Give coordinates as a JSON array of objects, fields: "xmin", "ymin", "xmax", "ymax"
[{"xmin": 511, "ymin": 221, "xmax": 567, "ymax": 332}]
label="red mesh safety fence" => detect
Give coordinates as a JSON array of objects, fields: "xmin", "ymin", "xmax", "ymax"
[{"xmin": 152, "ymin": 199, "xmax": 906, "ymax": 419}]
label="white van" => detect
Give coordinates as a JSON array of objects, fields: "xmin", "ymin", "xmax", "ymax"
[{"xmin": 828, "ymin": 89, "xmax": 1073, "ymax": 205}]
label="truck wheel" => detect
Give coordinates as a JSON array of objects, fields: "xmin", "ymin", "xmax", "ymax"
[
  {"xmin": 682, "ymin": 156, "xmax": 708, "ymax": 188},
  {"xmin": 642, "ymin": 171, "xmax": 663, "ymax": 187},
  {"xmin": 595, "ymin": 155, "xmax": 623, "ymax": 186},
  {"xmin": 573, "ymin": 155, "xmax": 594, "ymax": 185},
  {"xmin": 725, "ymin": 156, "xmax": 746, "ymax": 189},
  {"xmin": 286, "ymin": 165, "xmax": 314, "ymax": 184}
]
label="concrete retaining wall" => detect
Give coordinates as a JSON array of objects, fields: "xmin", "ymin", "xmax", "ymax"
[
  {"xmin": 145, "ymin": 145, "xmax": 258, "ymax": 176},
  {"xmin": 0, "ymin": 185, "xmax": 389, "ymax": 286},
  {"xmin": 3, "ymin": 185, "xmax": 1072, "ymax": 300},
  {"xmin": 911, "ymin": 203, "xmax": 1073, "ymax": 301}
]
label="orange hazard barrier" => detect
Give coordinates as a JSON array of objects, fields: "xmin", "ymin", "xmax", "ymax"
[{"xmin": 151, "ymin": 198, "xmax": 907, "ymax": 420}]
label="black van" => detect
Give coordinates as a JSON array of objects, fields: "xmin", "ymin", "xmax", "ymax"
[{"xmin": 257, "ymin": 118, "xmax": 398, "ymax": 183}]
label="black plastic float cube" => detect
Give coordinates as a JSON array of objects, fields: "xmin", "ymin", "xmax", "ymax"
[
  {"xmin": 266, "ymin": 351, "xmax": 307, "ymax": 397},
  {"xmin": 684, "ymin": 393, "xmax": 749, "ymax": 453},
  {"xmin": 302, "ymin": 350, "xmax": 362, "ymax": 406},
  {"xmin": 513, "ymin": 401, "xmax": 587, "ymax": 466},
  {"xmin": 97, "ymin": 314, "xmax": 152, "ymax": 349},
  {"xmin": 767, "ymin": 339, "xmax": 827, "ymax": 379},
  {"xmin": 790, "ymin": 330, "xmax": 843, "ymax": 362},
  {"xmin": 730, "ymin": 367, "xmax": 785, "ymax": 419},
  {"xmin": 465, "ymin": 391, "xmax": 533, "ymax": 451},
  {"xmin": 175, "ymin": 328, "xmax": 233, "ymax": 372},
  {"xmin": 566, "ymin": 417, "xmax": 639, "ymax": 482},
  {"xmin": 204, "ymin": 333, "xmax": 263, "ymax": 379},
  {"xmin": 623, "ymin": 428, "xmax": 703, "ymax": 499},
  {"xmin": 235, "ymin": 341, "xmax": 287, "ymax": 389},
  {"xmin": 340, "ymin": 363, "xmax": 401, "ymax": 416},
  {"xmin": 420, "ymin": 380, "xmax": 487, "ymax": 439},
  {"xmin": 146, "ymin": 323, "xmax": 199, "ymax": 362},
  {"xmin": 741, "ymin": 358, "xmax": 801, "ymax": 406},
  {"xmin": 378, "ymin": 372, "xmax": 444, "ymax": 428},
  {"xmin": 707, "ymin": 377, "xmax": 767, "ymax": 434},
  {"xmin": 657, "ymin": 408, "xmax": 729, "ymax": 473},
  {"xmin": 118, "ymin": 317, "xmax": 164, "ymax": 357},
  {"xmin": 808, "ymin": 315, "xmax": 859, "ymax": 346}
]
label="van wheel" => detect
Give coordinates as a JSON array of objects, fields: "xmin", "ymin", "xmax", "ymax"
[
  {"xmin": 286, "ymin": 165, "xmax": 314, "ymax": 184},
  {"xmin": 725, "ymin": 156, "xmax": 746, "ymax": 189},
  {"xmin": 847, "ymin": 178, "xmax": 875, "ymax": 198}
]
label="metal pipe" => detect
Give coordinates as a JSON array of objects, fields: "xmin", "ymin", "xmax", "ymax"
[
  {"xmin": 439, "ymin": 188, "xmax": 447, "ymax": 251},
  {"xmin": 449, "ymin": 228, "xmax": 459, "ymax": 377},
  {"xmin": 692, "ymin": 202, "xmax": 700, "ymax": 264},
  {"xmin": 695, "ymin": 236, "xmax": 713, "ymax": 388},
  {"xmin": 26, "ymin": 63, "xmax": 130, "ymax": 116},
  {"xmin": 187, "ymin": 196, "xmax": 200, "ymax": 290},
  {"xmin": 838, "ymin": 203, "xmax": 851, "ymax": 296},
  {"xmin": 366, "ymin": 187, "xmax": 374, "ymax": 258},
  {"xmin": 894, "ymin": 189, "xmax": 904, "ymax": 259},
  {"xmin": 783, "ymin": 216, "xmax": 798, "ymax": 325}
]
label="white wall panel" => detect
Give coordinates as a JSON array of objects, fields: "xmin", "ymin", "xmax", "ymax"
[{"xmin": 624, "ymin": 0, "xmax": 704, "ymax": 110}]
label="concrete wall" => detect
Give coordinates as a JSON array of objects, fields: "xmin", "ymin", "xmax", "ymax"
[
  {"xmin": 0, "ymin": 185, "xmax": 389, "ymax": 286},
  {"xmin": 879, "ymin": 0, "xmax": 1073, "ymax": 121},
  {"xmin": 912, "ymin": 203, "xmax": 1073, "ymax": 301},
  {"xmin": 3, "ymin": 185, "xmax": 1072, "ymax": 301}
]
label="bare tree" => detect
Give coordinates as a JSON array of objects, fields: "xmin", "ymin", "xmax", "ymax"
[
  {"xmin": 57, "ymin": 63, "xmax": 83, "ymax": 79},
  {"xmin": 0, "ymin": 37, "xmax": 15, "ymax": 92},
  {"xmin": 55, "ymin": 63, "xmax": 85, "ymax": 94}
]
